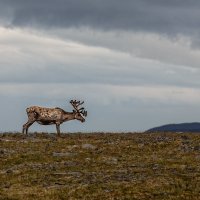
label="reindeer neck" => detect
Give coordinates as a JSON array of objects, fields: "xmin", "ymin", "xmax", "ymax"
[{"xmin": 63, "ymin": 111, "xmax": 76, "ymax": 121}]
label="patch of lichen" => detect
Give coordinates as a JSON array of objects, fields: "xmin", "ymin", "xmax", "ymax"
[{"xmin": 0, "ymin": 132, "xmax": 200, "ymax": 199}]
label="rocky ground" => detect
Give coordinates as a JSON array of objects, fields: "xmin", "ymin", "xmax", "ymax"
[{"xmin": 0, "ymin": 132, "xmax": 200, "ymax": 199}]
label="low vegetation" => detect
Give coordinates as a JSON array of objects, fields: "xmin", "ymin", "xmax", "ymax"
[{"xmin": 0, "ymin": 132, "xmax": 200, "ymax": 199}]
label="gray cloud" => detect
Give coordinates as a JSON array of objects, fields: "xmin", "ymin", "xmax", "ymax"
[
  {"xmin": 0, "ymin": 27, "xmax": 199, "ymax": 88},
  {"xmin": 1, "ymin": 1, "xmax": 200, "ymax": 132},
  {"xmin": 0, "ymin": 0, "xmax": 200, "ymax": 36},
  {"xmin": 0, "ymin": 31, "xmax": 199, "ymax": 88}
]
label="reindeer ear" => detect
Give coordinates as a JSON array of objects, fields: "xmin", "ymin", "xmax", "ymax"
[{"xmin": 73, "ymin": 109, "xmax": 76, "ymax": 113}]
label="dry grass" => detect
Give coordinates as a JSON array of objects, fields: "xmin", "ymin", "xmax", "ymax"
[{"xmin": 0, "ymin": 132, "xmax": 200, "ymax": 199}]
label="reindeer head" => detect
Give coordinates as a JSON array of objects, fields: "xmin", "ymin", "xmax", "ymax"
[{"xmin": 70, "ymin": 100, "xmax": 87, "ymax": 122}]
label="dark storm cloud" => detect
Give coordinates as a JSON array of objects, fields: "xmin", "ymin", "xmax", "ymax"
[
  {"xmin": 1, "ymin": 0, "xmax": 200, "ymax": 36},
  {"xmin": 2, "ymin": 1, "xmax": 200, "ymax": 133}
]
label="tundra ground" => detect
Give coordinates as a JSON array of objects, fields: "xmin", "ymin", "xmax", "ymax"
[{"xmin": 0, "ymin": 132, "xmax": 200, "ymax": 200}]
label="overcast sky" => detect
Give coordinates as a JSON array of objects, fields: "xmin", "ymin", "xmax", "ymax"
[{"xmin": 1, "ymin": 0, "xmax": 200, "ymax": 132}]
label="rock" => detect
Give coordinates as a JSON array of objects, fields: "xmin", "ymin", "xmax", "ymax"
[
  {"xmin": 53, "ymin": 152, "xmax": 77, "ymax": 157},
  {"xmin": 0, "ymin": 148, "xmax": 15, "ymax": 155},
  {"xmin": 52, "ymin": 172, "xmax": 68, "ymax": 175},
  {"xmin": 138, "ymin": 144, "xmax": 144, "ymax": 148},
  {"xmin": 102, "ymin": 157, "xmax": 118, "ymax": 165},
  {"xmin": 82, "ymin": 144, "xmax": 97, "ymax": 150},
  {"xmin": 67, "ymin": 145, "xmax": 79, "ymax": 150},
  {"xmin": 85, "ymin": 158, "xmax": 91, "ymax": 162},
  {"xmin": 63, "ymin": 161, "xmax": 78, "ymax": 167},
  {"xmin": 67, "ymin": 171, "xmax": 82, "ymax": 177},
  {"xmin": 152, "ymin": 164, "xmax": 160, "ymax": 170}
]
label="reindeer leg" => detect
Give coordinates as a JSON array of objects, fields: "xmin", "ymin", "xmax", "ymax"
[
  {"xmin": 56, "ymin": 123, "xmax": 61, "ymax": 137},
  {"xmin": 22, "ymin": 124, "xmax": 26, "ymax": 134},
  {"xmin": 23, "ymin": 121, "xmax": 30, "ymax": 134},
  {"xmin": 23, "ymin": 120, "xmax": 35, "ymax": 135},
  {"xmin": 23, "ymin": 112, "xmax": 36, "ymax": 135}
]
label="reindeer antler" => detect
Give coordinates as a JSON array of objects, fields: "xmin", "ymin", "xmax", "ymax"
[
  {"xmin": 70, "ymin": 100, "xmax": 87, "ymax": 117},
  {"xmin": 79, "ymin": 108, "xmax": 87, "ymax": 117}
]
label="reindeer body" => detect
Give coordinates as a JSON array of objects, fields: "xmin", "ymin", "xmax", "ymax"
[{"xmin": 22, "ymin": 100, "xmax": 87, "ymax": 136}]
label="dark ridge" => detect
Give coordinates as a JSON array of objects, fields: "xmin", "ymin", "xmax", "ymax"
[{"xmin": 146, "ymin": 122, "xmax": 200, "ymax": 133}]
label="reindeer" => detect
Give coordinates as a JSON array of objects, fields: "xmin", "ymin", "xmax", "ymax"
[{"xmin": 22, "ymin": 100, "xmax": 87, "ymax": 136}]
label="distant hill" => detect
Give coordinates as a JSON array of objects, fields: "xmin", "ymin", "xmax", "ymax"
[{"xmin": 146, "ymin": 122, "xmax": 200, "ymax": 132}]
